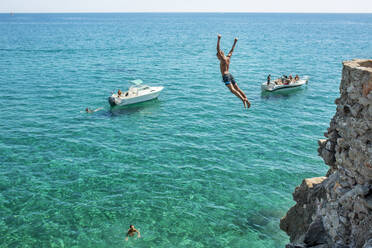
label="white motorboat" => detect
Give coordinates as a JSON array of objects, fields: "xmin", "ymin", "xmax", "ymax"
[
  {"xmin": 261, "ymin": 77, "xmax": 309, "ymax": 92},
  {"xmin": 108, "ymin": 79, "xmax": 164, "ymax": 107}
]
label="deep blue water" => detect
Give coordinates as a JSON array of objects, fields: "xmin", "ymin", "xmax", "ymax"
[{"xmin": 0, "ymin": 13, "xmax": 372, "ymax": 247}]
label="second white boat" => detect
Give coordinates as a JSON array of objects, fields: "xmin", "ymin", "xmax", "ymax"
[{"xmin": 261, "ymin": 77, "xmax": 309, "ymax": 92}]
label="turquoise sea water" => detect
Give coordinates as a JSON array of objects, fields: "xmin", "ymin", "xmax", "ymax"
[{"xmin": 1, "ymin": 13, "xmax": 372, "ymax": 247}]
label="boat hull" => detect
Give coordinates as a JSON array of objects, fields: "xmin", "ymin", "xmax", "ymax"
[{"xmin": 261, "ymin": 79, "xmax": 308, "ymax": 92}]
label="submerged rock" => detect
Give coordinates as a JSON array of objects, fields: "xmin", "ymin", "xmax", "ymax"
[{"xmin": 281, "ymin": 59, "xmax": 372, "ymax": 248}]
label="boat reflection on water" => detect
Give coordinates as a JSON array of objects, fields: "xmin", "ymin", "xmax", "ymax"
[{"xmin": 108, "ymin": 98, "xmax": 162, "ymax": 117}]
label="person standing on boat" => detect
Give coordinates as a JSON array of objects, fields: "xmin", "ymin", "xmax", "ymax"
[
  {"xmin": 267, "ymin": 74, "xmax": 271, "ymax": 85},
  {"xmin": 216, "ymin": 34, "xmax": 251, "ymax": 109}
]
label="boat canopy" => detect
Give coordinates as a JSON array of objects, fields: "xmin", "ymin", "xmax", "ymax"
[{"xmin": 130, "ymin": 79, "xmax": 143, "ymax": 85}]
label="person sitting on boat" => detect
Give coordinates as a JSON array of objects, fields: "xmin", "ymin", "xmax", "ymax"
[
  {"xmin": 267, "ymin": 74, "xmax": 271, "ymax": 85},
  {"xmin": 282, "ymin": 75, "xmax": 290, "ymax": 85},
  {"xmin": 275, "ymin": 78, "xmax": 282, "ymax": 85},
  {"xmin": 280, "ymin": 75, "xmax": 285, "ymax": 84},
  {"xmin": 289, "ymin": 75, "xmax": 293, "ymax": 82},
  {"xmin": 295, "ymin": 75, "xmax": 299, "ymax": 81},
  {"xmin": 118, "ymin": 89, "xmax": 122, "ymax": 96}
]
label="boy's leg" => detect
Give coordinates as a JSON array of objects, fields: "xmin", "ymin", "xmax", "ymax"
[
  {"xmin": 233, "ymin": 83, "xmax": 247, "ymax": 99},
  {"xmin": 225, "ymin": 84, "xmax": 247, "ymax": 108},
  {"xmin": 232, "ymin": 83, "xmax": 250, "ymax": 108}
]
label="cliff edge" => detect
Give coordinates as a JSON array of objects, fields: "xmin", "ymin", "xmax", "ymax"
[{"xmin": 280, "ymin": 59, "xmax": 372, "ymax": 248}]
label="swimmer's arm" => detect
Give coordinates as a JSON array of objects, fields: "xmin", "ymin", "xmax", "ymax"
[
  {"xmin": 227, "ymin": 38, "xmax": 238, "ymax": 57},
  {"xmin": 93, "ymin": 107, "xmax": 103, "ymax": 112},
  {"xmin": 136, "ymin": 229, "xmax": 141, "ymax": 238}
]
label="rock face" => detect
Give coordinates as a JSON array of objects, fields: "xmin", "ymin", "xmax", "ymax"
[{"xmin": 280, "ymin": 59, "xmax": 372, "ymax": 248}]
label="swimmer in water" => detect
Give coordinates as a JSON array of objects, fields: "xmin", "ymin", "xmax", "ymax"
[
  {"xmin": 125, "ymin": 225, "xmax": 141, "ymax": 241},
  {"xmin": 85, "ymin": 107, "xmax": 103, "ymax": 113}
]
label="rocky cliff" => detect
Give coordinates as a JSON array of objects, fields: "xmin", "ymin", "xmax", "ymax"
[{"xmin": 280, "ymin": 59, "xmax": 372, "ymax": 248}]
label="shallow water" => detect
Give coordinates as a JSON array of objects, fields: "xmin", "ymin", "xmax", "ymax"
[{"xmin": 1, "ymin": 13, "xmax": 372, "ymax": 247}]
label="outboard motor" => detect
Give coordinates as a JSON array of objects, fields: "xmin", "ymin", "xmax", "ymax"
[{"xmin": 108, "ymin": 96, "xmax": 118, "ymax": 106}]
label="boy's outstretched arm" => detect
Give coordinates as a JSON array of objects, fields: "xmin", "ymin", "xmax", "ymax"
[
  {"xmin": 217, "ymin": 34, "xmax": 221, "ymax": 52},
  {"xmin": 228, "ymin": 37, "xmax": 238, "ymax": 57}
]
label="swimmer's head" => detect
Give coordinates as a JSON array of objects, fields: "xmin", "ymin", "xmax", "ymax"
[{"xmin": 129, "ymin": 225, "xmax": 134, "ymax": 228}]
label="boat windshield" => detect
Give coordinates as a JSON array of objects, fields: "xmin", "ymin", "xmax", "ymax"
[
  {"xmin": 129, "ymin": 84, "xmax": 150, "ymax": 91},
  {"xmin": 130, "ymin": 79, "xmax": 143, "ymax": 85}
]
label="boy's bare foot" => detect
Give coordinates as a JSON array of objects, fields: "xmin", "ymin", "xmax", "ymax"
[
  {"xmin": 242, "ymin": 100, "xmax": 247, "ymax": 109},
  {"xmin": 245, "ymin": 99, "xmax": 251, "ymax": 109}
]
